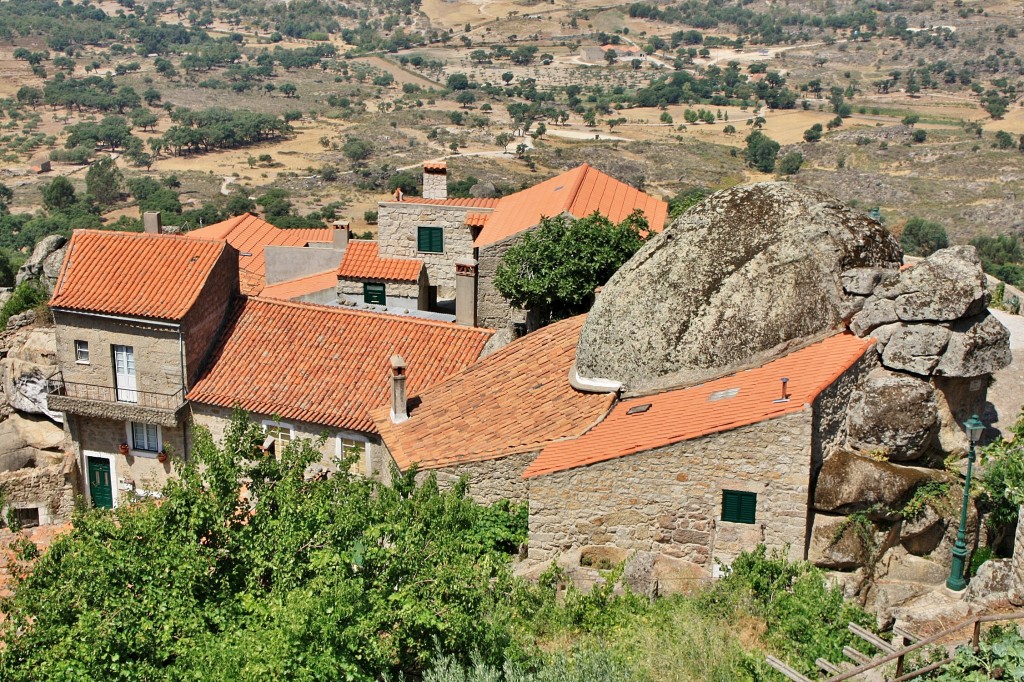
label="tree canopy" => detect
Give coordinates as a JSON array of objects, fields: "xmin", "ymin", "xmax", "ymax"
[
  {"xmin": 899, "ymin": 217, "xmax": 948, "ymax": 257},
  {"xmin": 0, "ymin": 411, "xmax": 527, "ymax": 681},
  {"xmin": 494, "ymin": 211, "xmax": 652, "ymax": 324}
]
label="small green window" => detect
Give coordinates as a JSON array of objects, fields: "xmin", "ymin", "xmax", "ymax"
[
  {"xmin": 417, "ymin": 226, "xmax": 444, "ymax": 253},
  {"xmin": 721, "ymin": 490, "xmax": 756, "ymax": 524},
  {"xmin": 363, "ymin": 282, "xmax": 386, "ymax": 305}
]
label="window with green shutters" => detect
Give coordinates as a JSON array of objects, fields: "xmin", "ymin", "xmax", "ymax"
[
  {"xmin": 417, "ymin": 226, "xmax": 444, "ymax": 253},
  {"xmin": 363, "ymin": 282, "xmax": 386, "ymax": 305},
  {"xmin": 721, "ymin": 490, "xmax": 757, "ymax": 524}
]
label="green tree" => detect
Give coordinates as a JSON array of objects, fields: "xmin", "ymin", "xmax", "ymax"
[
  {"xmin": 387, "ymin": 170, "xmax": 420, "ymax": 196},
  {"xmin": 85, "ymin": 156, "xmax": 123, "ymax": 206},
  {"xmin": 0, "ymin": 183, "xmax": 13, "ymax": 213},
  {"xmin": 777, "ymin": 151, "xmax": 804, "ymax": 175},
  {"xmin": 899, "ymin": 217, "xmax": 948, "ymax": 256},
  {"xmin": 0, "ymin": 411, "xmax": 527, "ymax": 681},
  {"xmin": 995, "ymin": 131, "xmax": 1015, "ymax": 149},
  {"xmin": 342, "ymin": 138, "xmax": 373, "ymax": 166},
  {"xmin": 41, "ymin": 176, "xmax": 76, "ymax": 211},
  {"xmin": 803, "ymin": 123, "xmax": 822, "ymax": 142},
  {"xmin": 494, "ymin": 211, "xmax": 652, "ymax": 323},
  {"xmin": 278, "ymin": 82, "xmax": 297, "ymax": 97},
  {"xmin": 744, "ymin": 131, "xmax": 780, "ymax": 173}
]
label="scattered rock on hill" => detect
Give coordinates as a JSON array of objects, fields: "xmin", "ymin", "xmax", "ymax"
[
  {"xmin": 16, "ymin": 235, "xmax": 66, "ymax": 292},
  {"xmin": 847, "ymin": 369, "xmax": 937, "ymax": 461}
]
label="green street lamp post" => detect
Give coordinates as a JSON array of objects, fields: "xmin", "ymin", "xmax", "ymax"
[{"xmin": 946, "ymin": 414, "xmax": 985, "ymax": 592}]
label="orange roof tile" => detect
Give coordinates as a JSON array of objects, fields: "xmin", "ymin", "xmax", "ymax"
[
  {"xmin": 390, "ymin": 197, "xmax": 500, "ymax": 208},
  {"xmin": 523, "ymin": 333, "xmax": 874, "ymax": 478},
  {"xmin": 50, "ymin": 230, "xmax": 230, "ymax": 321},
  {"xmin": 474, "ymin": 164, "xmax": 669, "ymax": 248},
  {"xmin": 260, "ymin": 270, "xmax": 338, "ymax": 301},
  {"xmin": 186, "ymin": 214, "xmax": 332, "ymax": 295},
  {"xmin": 423, "ymin": 162, "xmax": 447, "ymax": 172},
  {"xmin": 465, "ymin": 212, "xmax": 490, "ymax": 228},
  {"xmin": 187, "ymin": 298, "xmax": 493, "ymax": 433},
  {"xmin": 373, "ymin": 315, "xmax": 615, "ymax": 471},
  {"xmin": 336, "ymin": 241, "xmax": 423, "ymax": 282}
]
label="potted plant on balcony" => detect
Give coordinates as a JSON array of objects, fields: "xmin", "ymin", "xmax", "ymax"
[
  {"xmin": 157, "ymin": 450, "xmax": 168, "ymax": 463},
  {"xmin": 118, "ymin": 442, "xmax": 130, "ymax": 456}
]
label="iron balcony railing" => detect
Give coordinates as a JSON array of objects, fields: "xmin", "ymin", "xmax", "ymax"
[{"xmin": 47, "ymin": 377, "xmax": 185, "ymax": 411}]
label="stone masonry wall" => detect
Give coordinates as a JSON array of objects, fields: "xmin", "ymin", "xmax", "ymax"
[
  {"xmin": 182, "ymin": 250, "xmax": 239, "ymax": 387},
  {"xmin": 423, "ymin": 171, "xmax": 447, "ymax": 200},
  {"xmin": 527, "ymin": 411, "xmax": 813, "ymax": 570},
  {"xmin": 417, "ymin": 452, "xmax": 535, "ymax": 505},
  {"xmin": 376, "ymin": 202, "xmax": 480, "ymax": 298},
  {"xmin": 54, "ymin": 311, "xmax": 184, "ymax": 399},
  {"xmin": 477, "ymin": 233, "xmax": 524, "ymax": 330},
  {"xmin": 0, "ymin": 451, "xmax": 76, "ymax": 525},
  {"xmin": 338, "ymin": 278, "xmax": 421, "ymax": 306},
  {"xmin": 189, "ymin": 404, "xmax": 384, "ymax": 476},
  {"xmin": 75, "ymin": 414, "xmax": 187, "ymax": 495}
]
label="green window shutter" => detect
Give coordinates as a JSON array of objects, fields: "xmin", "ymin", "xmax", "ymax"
[
  {"xmin": 722, "ymin": 490, "xmax": 756, "ymax": 524},
  {"xmin": 417, "ymin": 226, "xmax": 443, "ymax": 253},
  {"xmin": 363, "ymin": 282, "xmax": 386, "ymax": 305}
]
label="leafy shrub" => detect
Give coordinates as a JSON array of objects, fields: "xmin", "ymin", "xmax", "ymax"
[
  {"xmin": 899, "ymin": 217, "xmax": 948, "ymax": 257},
  {"xmin": 777, "ymin": 151, "xmax": 804, "ymax": 175},
  {"xmin": 0, "ymin": 281, "xmax": 47, "ymax": 329},
  {"xmin": 933, "ymin": 625, "xmax": 1024, "ymax": 680}
]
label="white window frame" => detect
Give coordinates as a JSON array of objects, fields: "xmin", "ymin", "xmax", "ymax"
[
  {"xmin": 74, "ymin": 340, "xmax": 90, "ymax": 364},
  {"xmin": 336, "ymin": 432, "xmax": 370, "ymax": 475},
  {"xmin": 262, "ymin": 419, "xmax": 294, "ymax": 456},
  {"xmin": 125, "ymin": 421, "xmax": 162, "ymax": 456}
]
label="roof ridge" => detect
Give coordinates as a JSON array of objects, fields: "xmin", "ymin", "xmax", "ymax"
[
  {"xmin": 563, "ymin": 164, "xmax": 592, "ymax": 212},
  {"xmin": 71, "ymin": 228, "xmax": 228, "ymax": 248},
  {"xmin": 248, "ymin": 295, "xmax": 493, "ymax": 333}
]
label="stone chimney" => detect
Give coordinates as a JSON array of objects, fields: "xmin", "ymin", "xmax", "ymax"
[
  {"xmin": 389, "ymin": 354, "xmax": 408, "ymax": 424},
  {"xmin": 422, "ymin": 162, "xmax": 448, "ymax": 200},
  {"xmin": 143, "ymin": 211, "xmax": 163, "ymax": 234},
  {"xmin": 455, "ymin": 258, "xmax": 478, "ymax": 327},
  {"xmin": 332, "ymin": 223, "xmax": 349, "ymax": 250}
]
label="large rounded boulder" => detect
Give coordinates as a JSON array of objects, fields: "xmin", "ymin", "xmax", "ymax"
[{"xmin": 574, "ymin": 183, "xmax": 902, "ymax": 390}]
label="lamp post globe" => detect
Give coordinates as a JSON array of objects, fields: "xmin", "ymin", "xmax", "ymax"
[{"xmin": 946, "ymin": 414, "xmax": 984, "ymax": 592}]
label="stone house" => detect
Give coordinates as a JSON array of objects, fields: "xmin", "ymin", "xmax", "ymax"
[
  {"xmin": 335, "ymin": 240, "xmax": 429, "ymax": 312},
  {"xmin": 46, "ymin": 229, "xmax": 494, "ymax": 508},
  {"xmin": 47, "ymin": 230, "xmax": 240, "ymax": 505},
  {"xmin": 374, "ymin": 162, "xmax": 668, "ymax": 327},
  {"xmin": 186, "ymin": 297, "xmax": 493, "ymax": 475},
  {"xmin": 373, "ymin": 314, "xmax": 875, "ymax": 574}
]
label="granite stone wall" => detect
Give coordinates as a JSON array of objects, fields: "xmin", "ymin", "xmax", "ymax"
[
  {"xmin": 189, "ymin": 404, "xmax": 384, "ymax": 476},
  {"xmin": 416, "ymin": 452, "xmax": 534, "ymax": 505},
  {"xmin": 181, "ymin": 250, "xmax": 239, "ymax": 386},
  {"xmin": 75, "ymin": 414, "xmax": 187, "ymax": 496},
  {"xmin": 526, "ymin": 411, "xmax": 814, "ymax": 569},
  {"xmin": 0, "ymin": 451, "xmax": 77, "ymax": 525},
  {"xmin": 477, "ymin": 233, "xmax": 524, "ymax": 330},
  {"xmin": 376, "ymin": 202, "xmax": 482, "ymax": 298},
  {"xmin": 338, "ymin": 277, "xmax": 422, "ymax": 308}
]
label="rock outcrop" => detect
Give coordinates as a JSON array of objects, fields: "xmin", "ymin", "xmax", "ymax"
[
  {"xmin": 575, "ymin": 182, "xmax": 902, "ymax": 391},
  {"xmin": 15, "ymin": 235, "xmax": 66, "ymax": 293},
  {"xmin": 814, "ymin": 450, "xmax": 947, "ymax": 514},
  {"xmin": 847, "ymin": 369, "xmax": 938, "ymax": 461}
]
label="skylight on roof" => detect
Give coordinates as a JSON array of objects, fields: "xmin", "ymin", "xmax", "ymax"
[
  {"xmin": 708, "ymin": 388, "xmax": 740, "ymax": 402},
  {"xmin": 553, "ymin": 185, "xmax": 565, "ymax": 192},
  {"xmin": 626, "ymin": 404, "xmax": 651, "ymax": 415}
]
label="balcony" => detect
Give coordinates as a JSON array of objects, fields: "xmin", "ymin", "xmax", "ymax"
[{"xmin": 46, "ymin": 377, "xmax": 187, "ymax": 428}]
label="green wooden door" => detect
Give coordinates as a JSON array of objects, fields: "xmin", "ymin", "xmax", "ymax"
[{"xmin": 87, "ymin": 456, "xmax": 113, "ymax": 509}]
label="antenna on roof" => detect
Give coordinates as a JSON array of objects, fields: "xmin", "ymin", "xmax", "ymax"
[{"xmin": 773, "ymin": 377, "xmax": 790, "ymax": 404}]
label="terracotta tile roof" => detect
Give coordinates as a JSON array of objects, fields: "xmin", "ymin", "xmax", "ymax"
[
  {"xmin": 373, "ymin": 315, "xmax": 615, "ymax": 471},
  {"xmin": 187, "ymin": 298, "xmax": 493, "ymax": 433},
  {"xmin": 423, "ymin": 162, "xmax": 447, "ymax": 172},
  {"xmin": 522, "ymin": 333, "xmax": 874, "ymax": 478},
  {"xmin": 474, "ymin": 164, "xmax": 669, "ymax": 248},
  {"xmin": 186, "ymin": 214, "xmax": 332, "ymax": 295},
  {"xmin": 336, "ymin": 241, "xmax": 423, "ymax": 282},
  {"xmin": 260, "ymin": 270, "xmax": 338, "ymax": 301},
  {"xmin": 49, "ymin": 230, "xmax": 230, "ymax": 321},
  {"xmin": 390, "ymin": 197, "xmax": 500, "ymax": 208},
  {"xmin": 465, "ymin": 212, "xmax": 490, "ymax": 228}
]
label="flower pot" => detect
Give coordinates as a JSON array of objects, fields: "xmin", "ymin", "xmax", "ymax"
[
  {"xmin": 118, "ymin": 443, "xmax": 130, "ymax": 456},
  {"xmin": 157, "ymin": 451, "xmax": 168, "ymax": 463}
]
